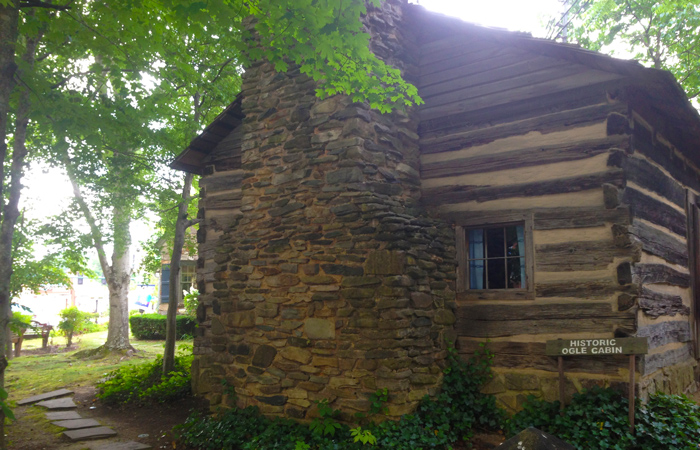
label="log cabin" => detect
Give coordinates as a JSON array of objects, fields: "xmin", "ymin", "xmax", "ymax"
[{"xmin": 172, "ymin": 0, "xmax": 700, "ymax": 417}]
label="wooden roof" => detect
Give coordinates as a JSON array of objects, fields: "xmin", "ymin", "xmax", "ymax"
[
  {"xmin": 172, "ymin": 5, "xmax": 700, "ymax": 171},
  {"xmin": 170, "ymin": 95, "xmax": 244, "ymax": 174},
  {"xmin": 410, "ymin": 4, "xmax": 700, "ymax": 166}
]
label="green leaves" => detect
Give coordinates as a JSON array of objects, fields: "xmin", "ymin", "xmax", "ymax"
[{"xmin": 552, "ymin": 0, "xmax": 700, "ymax": 105}]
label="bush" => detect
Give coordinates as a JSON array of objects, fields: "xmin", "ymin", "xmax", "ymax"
[
  {"xmin": 57, "ymin": 306, "xmax": 91, "ymax": 347},
  {"xmin": 10, "ymin": 311, "xmax": 33, "ymax": 335},
  {"xmin": 97, "ymin": 352, "xmax": 193, "ymax": 405},
  {"xmin": 183, "ymin": 289, "xmax": 199, "ymax": 317},
  {"xmin": 129, "ymin": 313, "xmax": 196, "ymax": 340},
  {"xmin": 507, "ymin": 387, "xmax": 700, "ymax": 450},
  {"xmin": 176, "ymin": 346, "xmax": 504, "ymax": 450}
]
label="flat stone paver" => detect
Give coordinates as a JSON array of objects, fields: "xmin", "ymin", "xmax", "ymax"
[
  {"xmin": 36, "ymin": 397, "xmax": 77, "ymax": 409},
  {"xmin": 46, "ymin": 411, "xmax": 82, "ymax": 421},
  {"xmin": 17, "ymin": 389, "xmax": 73, "ymax": 405},
  {"xmin": 52, "ymin": 418, "xmax": 102, "ymax": 429},
  {"xmin": 63, "ymin": 427, "xmax": 117, "ymax": 441},
  {"xmin": 87, "ymin": 441, "xmax": 152, "ymax": 450}
]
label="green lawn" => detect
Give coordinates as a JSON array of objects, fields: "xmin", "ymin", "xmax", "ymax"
[{"xmin": 5, "ymin": 330, "xmax": 177, "ymax": 402}]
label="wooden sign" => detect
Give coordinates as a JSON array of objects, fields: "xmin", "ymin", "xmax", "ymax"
[
  {"xmin": 545, "ymin": 337, "xmax": 648, "ymax": 356},
  {"xmin": 546, "ymin": 336, "xmax": 648, "ymax": 433}
]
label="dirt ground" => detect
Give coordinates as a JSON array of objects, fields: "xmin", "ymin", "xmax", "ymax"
[{"xmin": 8, "ymin": 386, "xmax": 205, "ymax": 450}]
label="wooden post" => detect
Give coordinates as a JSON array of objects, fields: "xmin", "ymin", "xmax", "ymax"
[
  {"xmin": 558, "ymin": 356, "xmax": 565, "ymax": 412},
  {"xmin": 629, "ymin": 355, "xmax": 635, "ymax": 433}
]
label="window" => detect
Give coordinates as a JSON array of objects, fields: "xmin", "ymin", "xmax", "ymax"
[
  {"xmin": 456, "ymin": 215, "xmax": 534, "ymax": 299},
  {"xmin": 467, "ymin": 225, "xmax": 526, "ymax": 289},
  {"xmin": 181, "ymin": 264, "xmax": 196, "ymax": 293}
]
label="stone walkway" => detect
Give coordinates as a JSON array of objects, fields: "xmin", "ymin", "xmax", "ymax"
[{"xmin": 18, "ymin": 389, "xmax": 151, "ymax": 450}]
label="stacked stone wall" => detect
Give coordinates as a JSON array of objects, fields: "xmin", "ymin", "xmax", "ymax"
[{"xmin": 192, "ymin": 0, "xmax": 457, "ymax": 420}]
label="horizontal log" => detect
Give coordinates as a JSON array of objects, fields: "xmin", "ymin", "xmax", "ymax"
[
  {"xmin": 420, "ymin": 39, "xmax": 503, "ymax": 68},
  {"xmin": 534, "ymin": 206, "xmax": 630, "ymax": 230},
  {"xmin": 200, "ymin": 170, "xmax": 245, "ymax": 195},
  {"xmin": 457, "ymin": 339, "xmax": 625, "ymax": 374},
  {"xmin": 607, "ymin": 153, "xmax": 685, "ymax": 208},
  {"xmin": 420, "ymin": 79, "xmax": 624, "ymax": 136},
  {"xmin": 203, "ymin": 191, "xmax": 243, "ymax": 210},
  {"xmin": 421, "ymin": 55, "xmax": 564, "ymax": 95},
  {"xmin": 631, "ymin": 263, "xmax": 690, "ymax": 288},
  {"xmin": 641, "ymin": 344, "xmax": 692, "ymax": 375},
  {"xmin": 637, "ymin": 320, "xmax": 691, "ymax": 350},
  {"xmin": 441, "ymin": 206, "xmax": 630, "ymax": 230},
  {"xmin": 422, "ymin": 136, "xmax": 627, "ymax": 179},
  {"xmin": 456, "ymin": 303, "xmax": 634, "ymax": 337},
  {"xmin": 637, "ymin": 286, "xmax": 690, "ymax": 318},
  {"xmin": 629, "ymin": 220, "xmax": 688, "ymax": 267},
  {"xmin": 420, "ymin": 104, "xmax": 626, "ymax": 154},
  {"xmin": 424, "ymin": 169, "xmax": 623, "ymax": 206},
  {"xmin": 536, "ymin": 278, "xmax": 630, "ymax": 299},
  {"xmin": 419, "ymin": 70, "xmax": 623, "ymax": 122},
  {"xmin": 536, "ymin": 240, "xmax": 628, "ymax": 272},
  {"xmin": 632, "ymin": 125, "xmax": 700, "ymax": 193},
  {"xmin": 622, "ymin": 187, "xmax": 686, "ymax": 237},
  {"xmin": 422, "ymin": 65, "xmax": 584, "ymax": 111}
]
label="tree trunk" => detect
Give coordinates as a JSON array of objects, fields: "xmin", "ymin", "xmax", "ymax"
[
  {"xmin": 104, "ymin": 204, "xmax": 132, "ymax": 350},
  {"xmin": 66, "ymin": 160, "xmax": 133, "ymax": 351},
  {"xmin": 163, "ymin": 172, "xmax": 194, "ymax": 375}
]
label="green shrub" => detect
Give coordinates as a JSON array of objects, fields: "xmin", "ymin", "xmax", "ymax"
[
  {"xmin": 183, "ymin": 289, "xmax": 199, "ymax": 317},
  {"xmin": 57, "ymin": 306, "xmax": 91, "ymax": 347},
  {"xmin": 10, "ymin": 311, "xmax": 33, "ymax": 335},
  {"xmin": 176, "ymin": 346, "xmax": 504, "ymax": 450},
  {"xmin": 507, "ymin": 387, "xmax": 700, "ymax": 450},
  {"xmin": 97, "ymin": 352, "xmax": 193, "ymax": 405},
  {"xmin": 129, "ymin": 313, "xmax": 196, "ymax": 340}
]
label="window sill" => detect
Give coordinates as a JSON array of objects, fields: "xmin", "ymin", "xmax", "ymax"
[{"xmin": 457, "ymin": 289, "xmax": 535, "ymax": 301}]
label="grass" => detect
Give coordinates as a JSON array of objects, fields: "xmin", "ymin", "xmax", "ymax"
[{"xmin": 5, "ymin": 330, "xmax": 180, "ymax": 402}]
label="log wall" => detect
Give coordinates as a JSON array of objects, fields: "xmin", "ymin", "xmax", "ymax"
[
  {"xmin": 618, "ymin": 114, "xmax": 698, "ymax": 396},
  {"xmin": 417, "ymin": 33, "xmax": 696, "ymax": 410}
]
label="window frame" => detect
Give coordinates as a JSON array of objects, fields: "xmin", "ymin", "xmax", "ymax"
[{"xmin": 456, "ymin": 213, "xmax": 535, "ymax": 301}]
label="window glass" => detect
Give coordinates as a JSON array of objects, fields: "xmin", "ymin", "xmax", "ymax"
[{"xmin": 466, "ymin": 224, "xmax": 526, "ymax": 290}]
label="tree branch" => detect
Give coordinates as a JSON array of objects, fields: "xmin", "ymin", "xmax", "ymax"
[
  {"xmin": 20, "ymin": 0, "xmax": 70, "ymax": 10},
  {"xmin": 64, "ymin": 154, "xmax": 112, "ymax": 284}
]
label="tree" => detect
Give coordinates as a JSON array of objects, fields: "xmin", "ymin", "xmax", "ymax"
[
  {"xmin": 0, "ymin": 0, "xmax": 419, "ymax": 444},
  {"xmin": 548, "ymin": 0, "xmax": 700, "ymax": 107}
]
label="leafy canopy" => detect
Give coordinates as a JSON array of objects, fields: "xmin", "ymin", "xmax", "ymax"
[{"xmin": 549, "ymin": 0, "xmax": 700, "ymax": 106}]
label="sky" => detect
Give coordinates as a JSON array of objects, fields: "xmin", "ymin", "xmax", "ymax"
[
  {"xmin": 412, "ymin": 0, "xmax": 563, "ymax": 36},
  {"xmin": 22, "ymin": 0, "xmax": 566, "ymax": 262}
]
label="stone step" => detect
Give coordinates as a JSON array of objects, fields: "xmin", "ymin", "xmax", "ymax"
[
  {"xmin": 17, "ymin": 389, "xmax": 73, "ymax": 406},
  {"xmin": 46, "ymin": 411, "xmax": 82, "ymax": 421},
  {"xmin": 63, "ymin": 426, "xmax": 118, "ymax": 441},
  {"xmin": 86, "ymin": 441, "xmax": 152, "ymax": 450},
  {"xmin": 52, "ymin": 418, "xmax": 102, "ymax": 429},
  {"xmin": 36, "ymin": 397, "xmax": 77, "ymax": 409}
]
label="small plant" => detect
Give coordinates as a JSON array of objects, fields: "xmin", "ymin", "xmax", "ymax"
[
  {"xmin": 183, "ymin": 289, "xmax": 199, "ymax": 317},
  {"xmin": 350, "ymin": 427, "xmax": 377, "ymax": 445},
  {"xmin": 57, "ymin": 306, "xmax": 90, "ymax": 347},
  {"xmin": 97, "ymin": 354, "xmax": 193, "ymax": 405},
  {"xmin": 309, "ymin": 399, "xmax": 342, "ymax": 437},
  {"xmin": 368, "ymin": 388, "xmax": 388, "ymax": 415},
  {"xmin": 0, "ymin": 387, "xmax": 15, "ymax": 421},
  {"xmin": 508, "ymin": 387, "xmax": 700, "ymax": 450}
]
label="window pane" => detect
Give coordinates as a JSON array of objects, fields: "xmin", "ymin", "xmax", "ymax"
[
  {"xmin": 486, "ymin": 227, "xmax": 505, "ymax": 258},
  {"xmin": 505, "ymin": 225, "xmax": 524, "ymax": 257},
  {"xmin": 468, "ymin": 229, "xmax": 484, "ymax": 259},
  {"xmin": 487, "ymin": 258, "xmax": 506, "ymax": 289},
  {"xmin": 469, "ymin": 259, "xmax": 486, "ymax": 289},
  {"xmin": 507, "ymin": 257, "xmax": 525, "ymax": 288}
]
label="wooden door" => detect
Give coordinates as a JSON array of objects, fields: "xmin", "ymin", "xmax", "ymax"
[{"xmin": 686, "ymin": 192, "xmax": 700, "ymax": 358}]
